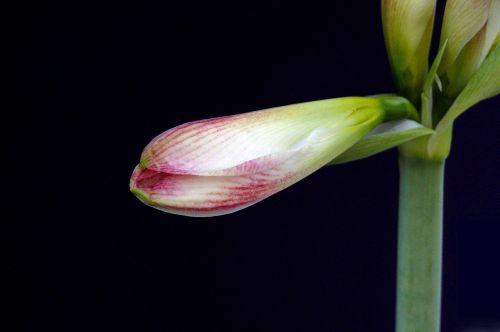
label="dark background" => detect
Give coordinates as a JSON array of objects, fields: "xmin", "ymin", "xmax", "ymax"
[{"xmin": 11, "ymin": 1, "xmax": 499, "ymax": 331}]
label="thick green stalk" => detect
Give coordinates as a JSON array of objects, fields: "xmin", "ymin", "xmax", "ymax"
[{"xmin": 396, "ymin": 155, "xmax": 445, "ymax": 332}]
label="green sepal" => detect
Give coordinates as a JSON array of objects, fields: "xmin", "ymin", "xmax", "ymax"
[
  {"xmin": 329, "ymin": 120, "xmax": 433, "ymax": 165},
  {"xmin": 374, "ymin": 95, "xmax": 419, "ymax": 121}
]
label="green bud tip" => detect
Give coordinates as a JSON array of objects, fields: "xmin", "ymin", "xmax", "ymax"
[{"xmin": 377, "ymin": 96, "xmax": 419, "ymax": 122}]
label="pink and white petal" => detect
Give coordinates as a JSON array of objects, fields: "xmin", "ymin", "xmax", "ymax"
[
  {"xmin": 130, "ymin": 139, "xmax": 330, "ymax": 217},
  {"xmin": 140, "ymin": 113, "xmax": 315, "ymax": 175},
  {"xmin": 139, "ymin": 97, "xmax": 379, "ymax": 175},
  {"xmin": 130, "ymin": 167, "xmax": 283, "ymax": 217}
]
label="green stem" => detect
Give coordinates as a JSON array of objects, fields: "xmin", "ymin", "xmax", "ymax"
[{"xmin": 396, "ymin": 155, "xmax": 445, "ymax": 332}]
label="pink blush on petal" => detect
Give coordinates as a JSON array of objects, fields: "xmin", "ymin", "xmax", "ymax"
[{"xmin": 131, "ymin": 167, "xmax": 182, "ymax": 196}]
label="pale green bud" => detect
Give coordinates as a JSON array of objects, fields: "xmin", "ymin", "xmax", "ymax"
[
  {"xmin": 439, "ymin": 0, "xmax": 500, "ymax": 97},
  {"xmin": 382, "ymin": 0, "xmax": 437, "ymax": 105}
]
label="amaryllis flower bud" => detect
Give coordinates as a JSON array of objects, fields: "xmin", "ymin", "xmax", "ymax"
[
  {"xmin": 439, "ymin": 0, "xmax": 500, "ymax": 97},
  {"xmin": 130, "ymin": 96, "xmax": 415, "ymax": 217},
  {"xmin": 382, "ymin": 0, "xmax": 437, "ymax": 105}
]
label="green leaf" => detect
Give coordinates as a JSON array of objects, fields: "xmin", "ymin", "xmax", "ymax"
[
  {"xmin": 428, "ymin": 44, "xmax": 500, "ymax": 155},
  {"xmin": 330, "ymin": 120, "xmax": 433, "ymax": 165},
  {"xmin": 421, "ymin": 40, "xmax": 448, "ymax": 128}
]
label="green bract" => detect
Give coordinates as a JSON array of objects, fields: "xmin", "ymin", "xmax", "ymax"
[
  {"xmin": 332, "ymin": 119, "xmax": 432, "ymax": 164},
  {"xmin": 420, "ymin": 40, "xmax": 447, "ymax": 128},
  {"xmin": 429, "ymin": 44, "xmax": 500, "ymax": 155}
]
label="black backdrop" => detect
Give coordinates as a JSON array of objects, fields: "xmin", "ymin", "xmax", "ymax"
[{"xmin": 12, "ymin": 1, "xmax": 500, "ymax": 331}]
